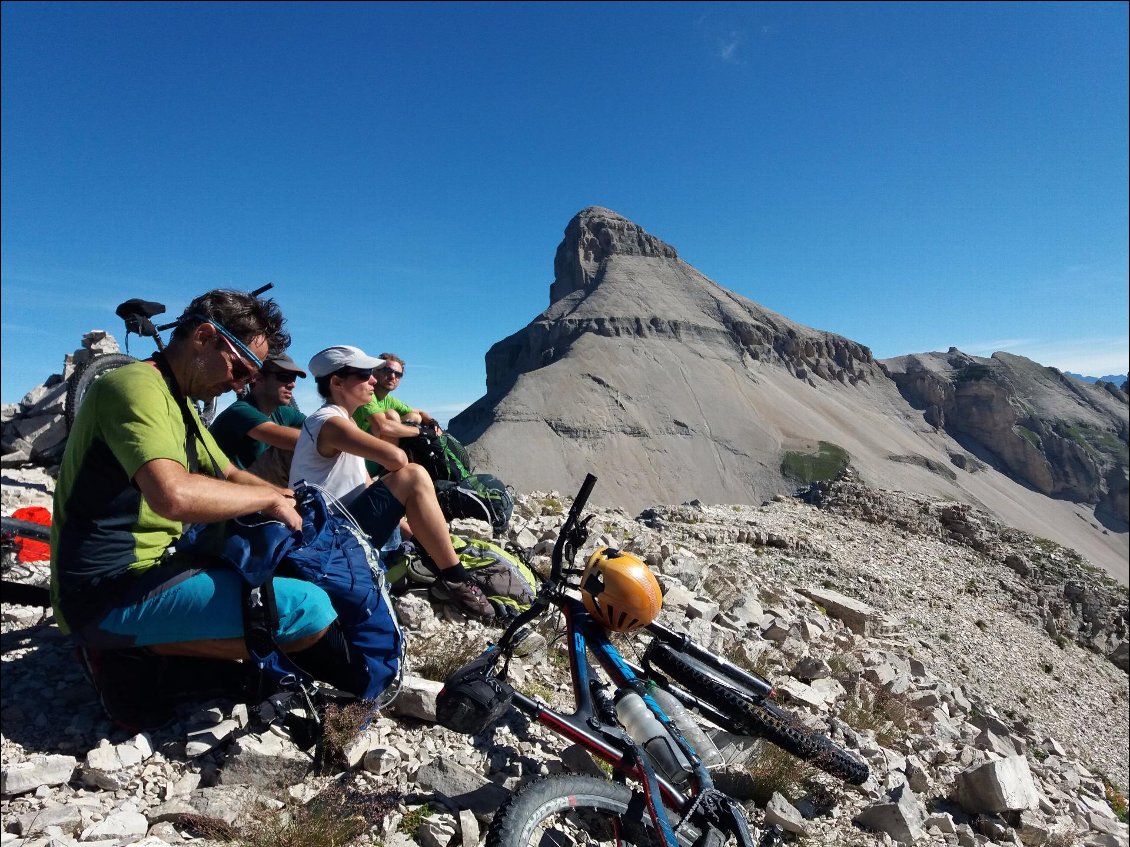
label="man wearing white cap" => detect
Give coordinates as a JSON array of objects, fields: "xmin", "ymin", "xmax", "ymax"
[{"xmin": 290, "ymin": 345, "xmax": 494, "ymax": 618}]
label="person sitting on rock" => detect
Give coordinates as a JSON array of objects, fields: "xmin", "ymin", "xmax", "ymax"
[
  {"xmin": 209, "ymin": 353, "xmax": 307, "ymax": 488},
  {"xmin": 290, "ymin": 345, "xmax": 493, "ymax": 619},
  {"xmin": 51, "ymin": 289, "xmax": 348, "ymax": 730}
]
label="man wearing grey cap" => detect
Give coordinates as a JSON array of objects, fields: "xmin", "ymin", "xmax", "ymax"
[
  {"xmin": 290, "ymin": 344, "xmax": 495, "ymax": 618},
  {"xmin": 210, "ymin": 353, "xmax": 308, "ymax": 488}
]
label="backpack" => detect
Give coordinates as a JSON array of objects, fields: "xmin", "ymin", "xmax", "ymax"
[
  {"xmin": 434, "ymin": 473, "xmax": 514, "ymax": 536},
  {"xmin": 387, "ymin": 534, "xmax": 538, "ymax": 618},
  {"xmin": 181, "ymin": 484, "xmax": 404, "ymax": 705},
  {"xmin": 401, "ymin": 426, "xmax": 472, "ymax": 483}
]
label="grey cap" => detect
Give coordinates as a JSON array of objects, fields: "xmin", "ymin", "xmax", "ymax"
[{"xmin": 263, "ymin": 353, "xmax": 307, "ymax": 378}]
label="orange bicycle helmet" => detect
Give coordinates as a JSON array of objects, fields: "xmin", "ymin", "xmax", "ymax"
[{"xmin": 580, "ymin": 547, "xmax": 663, "ymax": 632}]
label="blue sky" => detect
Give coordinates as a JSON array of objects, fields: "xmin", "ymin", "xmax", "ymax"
[{"xmin": 3, "ymin": 2, "xmax": 1127, "ymax": 423}]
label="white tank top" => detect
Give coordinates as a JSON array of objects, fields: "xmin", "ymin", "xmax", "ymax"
[{"xmin": 288, "ymin": 404, "xmax": 369, "ymax": 505}]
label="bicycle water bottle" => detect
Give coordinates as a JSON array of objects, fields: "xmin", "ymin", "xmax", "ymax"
[
  {"xmin": 614, "ymin": 690, "xmax": 692, "ymax": 785},
  {"xmin": 649, "ymin": 685, "xmax": 725, "ymax": 769}
]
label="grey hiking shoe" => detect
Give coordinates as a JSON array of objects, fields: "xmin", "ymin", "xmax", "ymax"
[{"xmin": 430, "ymin": 577, "xmax": 495, "ymax": 618}]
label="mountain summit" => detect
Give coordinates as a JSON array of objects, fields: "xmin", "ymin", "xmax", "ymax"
[{"xmin": 449, "ymin": 207, "xmax": 1128, "ymax": 580}]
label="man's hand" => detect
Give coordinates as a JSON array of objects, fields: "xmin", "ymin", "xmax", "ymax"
[{"xmin": 262, "ymin": 493, "xmax": 303, "ymax": 531}]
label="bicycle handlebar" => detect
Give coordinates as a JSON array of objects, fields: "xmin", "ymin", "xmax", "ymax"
[{"xmin": 550, "ymin": 473, "xmax": 597, "ymax": 583}]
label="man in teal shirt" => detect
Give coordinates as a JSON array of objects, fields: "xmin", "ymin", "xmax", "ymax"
[{"xmin": 210, "ymin": 353, "xmax": 307, "ymax": 486}]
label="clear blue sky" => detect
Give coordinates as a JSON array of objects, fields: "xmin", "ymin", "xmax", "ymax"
[{"xmin": 3, "ymin": 2, "xmax": 1127, "ymax": 423}]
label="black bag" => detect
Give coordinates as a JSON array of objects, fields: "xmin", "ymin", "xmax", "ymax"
[
  {"xmin": 401, "ymin": 425, "xmax": 472, "ymax": 483},
  {"xmin": 436, "ymin": 647, "xmax": 514, "ymax": 735},
  {"xmin": 434, "ymin": 473, "xmax": 514, "ymax": 536}
]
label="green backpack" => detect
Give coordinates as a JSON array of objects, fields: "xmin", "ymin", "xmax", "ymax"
[{"xmin": 387, "ymin": 535, "xmax": 538, "ymax": 617}]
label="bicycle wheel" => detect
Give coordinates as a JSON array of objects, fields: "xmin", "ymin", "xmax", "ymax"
[
  {"xmin": 647, "ymin": 645, "xmax": 869, "ymax": 785},
  {"xmin": 488, "ymin": 774, "xmax": 704, "ymax": 847},
  {"xmin": 66, "ymin": 354, "xmax": 138, "ymax": 431},
  {"xmin": 66, "ymin": 353, "xmax": 217, "ymax": 430}
]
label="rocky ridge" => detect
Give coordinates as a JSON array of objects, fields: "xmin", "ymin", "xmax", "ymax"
[{"xmin": 2, "ymin": 469, "xmax": 1128, "ymax": 847}]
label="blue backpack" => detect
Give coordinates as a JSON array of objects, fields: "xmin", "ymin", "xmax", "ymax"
[{"xmin": 181, "ymin": 484, "xmax": 403, "ymax": 704}]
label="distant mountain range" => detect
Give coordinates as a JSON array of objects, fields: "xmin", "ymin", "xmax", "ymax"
[{"xmin": 1065, "ymin": 372, "xmax": 1127, "ymax": 386}]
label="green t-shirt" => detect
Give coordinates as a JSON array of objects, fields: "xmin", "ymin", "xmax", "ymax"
[
  {"xmin": 50, "ymin": 362, "xmax": 228, "ymax": 633},
  {"xmin": 352, "ymin": 394, "xmax": 416, "ymax": 476},
  {"xmin": 210, "ymin": 397, "xmax": 305, "ymax": 469},
  {"xmin": 351, "ymin": 394, "xmax": 414, "ymax": 433}
]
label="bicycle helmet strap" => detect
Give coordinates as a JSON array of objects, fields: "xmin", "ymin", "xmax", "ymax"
[{"xmin": 151, "ymin": 352, "xmax": 223, "ymax": 478}]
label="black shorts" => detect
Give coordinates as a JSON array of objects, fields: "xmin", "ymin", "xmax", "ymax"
[{"xmin": 346, "ymin": 481, "xmax": 406, "ymax": 549}]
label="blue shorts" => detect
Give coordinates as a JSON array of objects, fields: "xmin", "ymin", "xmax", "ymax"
[{"xmin": 74, "ymin": 566, "xmax": 337, "ymax": 650}]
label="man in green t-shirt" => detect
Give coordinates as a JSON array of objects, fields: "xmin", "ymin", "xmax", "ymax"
[
  {"xmin": 210, "ymin": 353, "xmax": 307, "ymax": 487},
  {"xmin": 351, "ymin": 353, "xmax": 441, "ymax": 476},
  {"xmin": 51, "ymin": 290, "xmax": 342, "ymax": 729}
]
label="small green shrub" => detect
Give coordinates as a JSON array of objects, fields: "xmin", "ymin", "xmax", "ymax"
[
  {"xmin": 1100, "ymin": 775, "xmax": 1129, "ymax": 823},
  {"xmin": 399, "ymin": 804, "xmax": 434, "ymax": 839},
  {"xmin": 1015, "ymin": 426, "xmax": 1042, "ymax": 449},
  {"xmin": 728, "ymin": 743, "xmax": 816, "ymax": 804},
  {"xmin": 413, "ymin": 635, "xmax": 487, "ymax": 682},
  {"xmin": 239, "ymin": 783, "xmax": 399, "ymax": 847}
]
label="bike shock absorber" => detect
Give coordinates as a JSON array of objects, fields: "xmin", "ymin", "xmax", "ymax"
[{"xmin": 591, "ymin": 681, "xmax": 618, "ymax": 729}]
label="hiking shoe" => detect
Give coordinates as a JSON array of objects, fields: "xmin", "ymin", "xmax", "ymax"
[
  {"xmin": 78, "ymin": 646, "xmax": 178, "ymax": 731},
  {"xmin": 429, "ymin": 577, "xmax": 495, "ymax": 618},
  {"xmin": 78, "ymin": 647, "xmax": 250, "ymax": 732}
]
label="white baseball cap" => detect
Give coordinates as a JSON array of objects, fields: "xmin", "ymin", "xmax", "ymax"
[{"xmin": 308, "ymin": 345, "xmax": 386, "ymax": 378}]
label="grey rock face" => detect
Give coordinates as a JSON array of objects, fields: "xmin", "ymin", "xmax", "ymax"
[{"xmin": 883, "ymin": 348, "xmax": 1129, "ymax": 527}]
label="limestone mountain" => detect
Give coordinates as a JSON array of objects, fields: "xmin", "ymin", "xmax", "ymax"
[{"xmin": 449, "ymin": 207, "xmax": 1129, "ymax": 581}]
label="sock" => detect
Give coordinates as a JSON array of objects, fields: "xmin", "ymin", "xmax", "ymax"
[
  {"xmin": 439, "ymin": 563, "xmax": 471, "ymax": 583},
  {"xmin": 288, "ymin": 622, "xmax": 356, "ymax": 693}
]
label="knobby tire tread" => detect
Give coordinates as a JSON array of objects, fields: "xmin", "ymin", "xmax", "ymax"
[
  {"xmin": 487, "ymin": 774, "xmax": 700, "ymax": 847},
  {"xmin": 651, "ymin": 647, "xmax": 869, "ymax": 785},
  {"xmin": 66, "ymin": 353, "xmax": 217, "ymax": 431}
]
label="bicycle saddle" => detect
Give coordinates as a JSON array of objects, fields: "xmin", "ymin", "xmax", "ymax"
[
  {"xmin": 115, "ymin": 299, "xmax": 166, "ymax": 339},
  {"xmin": 115, "ymin": 299, "xmax": 166, "ymax": 320}
]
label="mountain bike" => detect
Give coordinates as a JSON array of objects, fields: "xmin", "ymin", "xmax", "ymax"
[
  {"xmin": 437, "ymin": 474, "xmax": 869, "ymax": 847},
  {"xmin": 64, "ymin": 283, "xmax": 275, "ymax": 432}
]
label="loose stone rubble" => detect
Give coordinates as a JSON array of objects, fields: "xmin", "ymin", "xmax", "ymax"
[{"xmin": 2, "ymin": 468, "xmax": 1127, "ymax": 847}]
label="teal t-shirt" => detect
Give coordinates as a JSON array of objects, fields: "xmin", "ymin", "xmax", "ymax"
[
  {"xmin": 210, "ymin": 398, "xmax": 305, "ymax": 469},
  {"xmin": 50, "ymin": 362, "xmax": 228, "ymax": 633}
]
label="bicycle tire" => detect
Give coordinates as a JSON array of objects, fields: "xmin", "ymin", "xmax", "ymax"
[
  {"xmin": 488, "ymin": 774, "xmax": 705, "ymax": 847},
  {"xmin": 647, "ymin": 645, "xmax": 869, "ymax": 785},
  {"xmin": 66, "ymin": 354, "xmax": 138, "ymax": 431},
  {"xmin": 66, "ymin": 353, "xmax": 218, "ymax": 430}
]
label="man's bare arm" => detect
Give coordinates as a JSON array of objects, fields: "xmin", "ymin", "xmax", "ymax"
[{"xmin": 246, "ymin": 421, "xmax": 301, "ymax": 451}]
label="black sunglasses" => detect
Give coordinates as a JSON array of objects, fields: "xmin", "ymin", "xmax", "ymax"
[
  {"xmin": 263, "ymin": 370, "xmax": 301, "ymax": 383},
  {"xmin": 334, "ymin": 366, "xmax": 374, "ymax": 380},
  {"xmin": 377, "ymin": 367, "xmax": 405, "ymax": 379}
]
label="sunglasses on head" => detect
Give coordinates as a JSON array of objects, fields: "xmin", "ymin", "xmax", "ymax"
[
  {"xmin": 334, "ymin": 366, "xmax": 374, "ymax": 380},
  {"xmin": 377, "ymin": 366, "xmax": 404, "ymax": 379}
]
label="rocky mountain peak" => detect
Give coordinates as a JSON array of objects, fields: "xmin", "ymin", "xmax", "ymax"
[
  {"xmin": 549, "ymin": 206, "xmax": 680, "ymax": 304},
  {"xmin": 450, "ymin": 208, "xmax": 1128, "ymax": 580}
]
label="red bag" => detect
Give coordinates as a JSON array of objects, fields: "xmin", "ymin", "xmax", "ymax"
[{"xmin": 10, "ymin": 506, "xmax": 51, "ymax": 562}]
